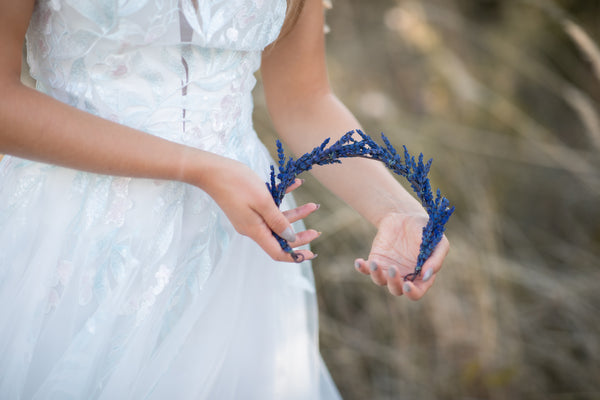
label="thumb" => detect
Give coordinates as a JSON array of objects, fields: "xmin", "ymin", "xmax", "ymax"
[{"xmin": 262, "ymin": 204, "xmax": 297, "ymax": 243}]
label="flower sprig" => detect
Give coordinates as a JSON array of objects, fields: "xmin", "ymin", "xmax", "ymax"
[{"xmin": 266, "ymin": 129, "xmax": 454, "ymax": 281}]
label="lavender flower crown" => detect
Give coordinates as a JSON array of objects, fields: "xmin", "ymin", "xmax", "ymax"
[{"xmin": 267, "ymin": 129, "xmax": 454, "ymax": 282}]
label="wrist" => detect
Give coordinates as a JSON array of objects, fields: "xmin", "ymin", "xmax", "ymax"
[
  {"xmin": 178, "ymin": 149, "xmax": 246, "ymax": 197},
  {"xmin": 373, "ymin": 207, "xmax": 427, "ymax": 229},
  {"xmin": 368, "ymin": 188, "xmax": 427, "ymax": 229},
  {"xmin": 177, "ymin": 147, "xmax": 217, "ymax": 189}
]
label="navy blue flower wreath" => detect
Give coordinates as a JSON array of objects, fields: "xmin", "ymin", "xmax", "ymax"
[{"xmin": 266, "ymin": 129, "xmax": 454, "ymax": 281}]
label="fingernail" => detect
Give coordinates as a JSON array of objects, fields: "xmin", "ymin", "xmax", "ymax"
[
  {"xmin": 281, "ymin": 226, "xmax": 297, "ymax": 242},
  {"xmin": 388, "ymin": 267, "xmax": 397, "ymax": 278},
  {"xmin": 403, "ymin": 282, "xmax": 411, "ymax": 293},
  {"xmin": 369, "ymin": 261, "xmax": 378, "ymax": 272},
  {"xmin": 422, "ymin": 269, "xmax": 433, "ymax": 282},
  {"xmin": 311, "ymin": 254, "xmax": 318, "ymax": 260},
  {"xmin": 354, "ymin": 261, "xmax": 361, "ymax": 270},
  {"xmin": 315, "ymin": 203, "xmax": 321, "ymax": 210}
]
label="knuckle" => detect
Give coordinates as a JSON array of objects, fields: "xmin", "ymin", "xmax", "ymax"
[
  {"xmin": 265, "ymin": 211, "xmax": 286, "ymax": 229},
  {"xmin": 234, "ymin": 225, "xmax": 248, "ymax": 236},
  {"xmin": 256, "ymin": 193, "xmax": 275, "ymax": 210}
]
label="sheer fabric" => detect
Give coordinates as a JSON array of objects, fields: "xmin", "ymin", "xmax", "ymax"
[{"xmin": 0, "ymin": 0, "xmax": 341, "ymax": 398}]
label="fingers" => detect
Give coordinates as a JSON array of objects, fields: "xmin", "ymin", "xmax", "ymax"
[
  {"xmin": 367, "ymin": 260, "xmax": 388, "ymax": 286},
  {"xmin": 354, "ymin": 259, "xmax": 389, "ymax": 287},
  {"xmin": 421, "ymin": 235, "xmax": 450, "ymax": 278},
  {"xmin": 282, "ymin": 202, "xmax": 320, "ymax": 224},
  {"xmin": 403, "ymin": 235, "xmax": 448, "ymax": 299},
  {"xmin": 354, "ymin": 258, "xmax": 369, "ymax": 274},
  {"xmin": 353, "ymin": 257, "xmax": 436, "ymax": 298},
  {"xmin": 259, "ymin": 199, "xmax": 298, "ymax": 243},
  {"xmin": 252, "ymin": 223, "xmax": 317, "ymax": 262},
  {"xmin": 285, "ymin": 178, "xmax": 304, "ymax": 194},
  {"xmin": 289, "ymin": 229, "xmax": 321, "ymax": 248},
  {"xmin": 401, "ymin": 279, "xmax": 427, "ymax": 300},
  {"xmin": 251, "ymin": 196, "xmax": 321, "ymax": 263},
  {"xmin": 207, "ymin": 160, "xmax": 317, "ymax": 263},
  {"xmin": 261, "ymin": 201, "xmax": 320, "ymax": 243}
]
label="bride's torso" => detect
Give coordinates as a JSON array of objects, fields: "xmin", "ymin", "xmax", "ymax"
[{"xmin": 26, "ymin": 0, "xmax": 286, "ymax": 157}]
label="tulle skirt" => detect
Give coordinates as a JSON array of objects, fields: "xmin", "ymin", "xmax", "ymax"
[{"xmin": 0, "ymin": 150, "xmax": 340, "ymax": 399}]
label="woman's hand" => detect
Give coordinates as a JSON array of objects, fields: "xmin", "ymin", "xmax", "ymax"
[
  {"xmin": 354, "ymin": 212, "xmax": 450, "ymax": 299},
  {"xmin": 193, "ymin": 153, "xmax": 320, "ymax": 262}
]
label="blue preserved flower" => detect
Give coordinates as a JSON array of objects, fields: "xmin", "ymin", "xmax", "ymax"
[{"xmin": 266, "ymin": 129, "xmax": 454, "ymax": 281}]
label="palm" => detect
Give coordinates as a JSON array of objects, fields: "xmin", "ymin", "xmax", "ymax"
[
  {"xmin": 355, "ymin": 212, "xmax": 449, "ymax": 299},
  {"xmin": 369, "ymin": 213, "xmax": 425, "ymax": 277}
]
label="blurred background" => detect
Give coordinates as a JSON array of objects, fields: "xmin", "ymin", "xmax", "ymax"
[{"xmin": 254, "ymin": 0, "xmax": 600, "ymax": 399}]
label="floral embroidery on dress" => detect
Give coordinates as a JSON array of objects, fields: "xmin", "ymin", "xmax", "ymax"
[
  {"xmin": 105, "ymin": 177, "xmax": 134, "ymax": 227},
  {"xmin": 0, "ymin": 1, "xmax": 337, "ymax": 397},
  {"xmin": 16, "ymin": 0, "xmax": 290, "ymax": 325},
  {"xmin": 135, "ymin": 264, "xmax": 173, "ymax": 324},
  {"xmin": 46, "ymin": 260, "xmax": 74, "ymax": 313}
]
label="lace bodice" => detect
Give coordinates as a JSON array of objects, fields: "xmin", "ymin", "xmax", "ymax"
[{"xmin": 26, "ymin": 0, "xmax": 286, "ymax": 156}]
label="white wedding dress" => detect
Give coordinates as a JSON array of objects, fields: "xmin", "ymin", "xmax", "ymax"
[{"xmin": 0, "ymin": 0, "xmax": 341, "ymax": 398}]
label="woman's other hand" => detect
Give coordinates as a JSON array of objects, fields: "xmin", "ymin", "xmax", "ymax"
[
  {"xmin": 191, "ymin": 153, "xmax": 320, "ymax": 262},
  {"xmin": 354, "ymin": 212, "xmax": 450, "ymax": 299}
]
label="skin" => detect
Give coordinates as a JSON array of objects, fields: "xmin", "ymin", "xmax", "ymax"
[
  {"xmin": 0, "ymin": 0, "xmax": 449, "ymax": 299},
  {"xmin": 262, "ymin": 0, "xmax": 449, "ymax": 299}
]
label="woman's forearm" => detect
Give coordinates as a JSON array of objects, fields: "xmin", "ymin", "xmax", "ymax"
[
  {"xmin": 0, "ymin": 81, "xmax": 214, "ymax": 187},
  {"xmin": 269, "ymin": 92, "xmax": 426, "ymax": 227}
]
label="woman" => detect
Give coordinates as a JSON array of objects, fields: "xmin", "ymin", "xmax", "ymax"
[{"xmin": 0, "ymin": 0, "xmax": 449, "ymax": 398}]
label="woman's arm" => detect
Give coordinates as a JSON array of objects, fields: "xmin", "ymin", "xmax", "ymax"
[
  {"xmin": 0, "ymin": 3, "xmax": 194, "ymax": 182},
  {"xmin": 0, "ymin": 1, "xmax": 318, "ymax": 262},
  {"xmin": 262, "ymin": 0, "xmax": 425, "ymax": 224},
  {"xmin": 262, "ymin": 0, "xmax": 449, "ymax": 298}
]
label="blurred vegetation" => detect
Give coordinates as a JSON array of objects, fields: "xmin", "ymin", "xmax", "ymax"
[{"xmin": 254, "ymin": 0, "xmax": 600, "ymax": 399}]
